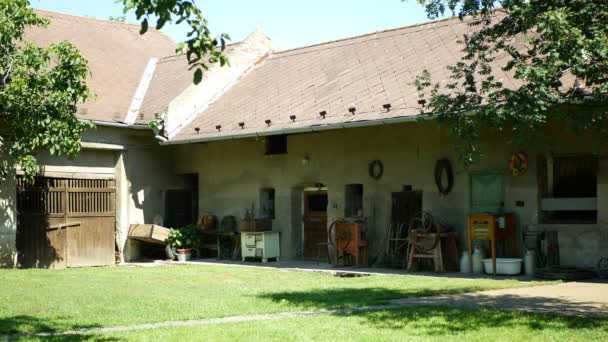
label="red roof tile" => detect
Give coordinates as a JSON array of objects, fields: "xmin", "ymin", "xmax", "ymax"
[
  {"xmin": 171, "ymin": 15, "xmax": 507, "ymax": 142},
  {"xmin": 26, "ymin": 10, "xmax": 176, "ymax": 123}
]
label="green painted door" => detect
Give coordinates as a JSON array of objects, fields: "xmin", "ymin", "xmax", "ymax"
[{"xmin": 470, "ymin": 172, "xmax": 504, "ymax": 213}]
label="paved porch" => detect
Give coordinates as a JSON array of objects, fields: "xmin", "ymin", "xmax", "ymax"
[{"xmin": 127, "ymin": 257, "xmax": 539, "ymax": 281}]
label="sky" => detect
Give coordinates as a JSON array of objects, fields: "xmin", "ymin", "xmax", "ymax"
[{"xmin": 30, "ymin": 0, "xmax": 440, "ymax": 50}]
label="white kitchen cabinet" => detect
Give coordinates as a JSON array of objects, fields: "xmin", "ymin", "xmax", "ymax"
[{"xmin": 241, "ymin": 231, "xmax": 280, "ymax": 262}]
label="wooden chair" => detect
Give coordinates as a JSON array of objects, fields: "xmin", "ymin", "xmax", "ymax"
[{"xmin": 407, "ymin": 232, "xmax": 458, "ymax": 272}]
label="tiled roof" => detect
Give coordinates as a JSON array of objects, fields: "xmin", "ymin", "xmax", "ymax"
[
  {"xmin": 137, "ymin": 44, "xmax": 241, "ymax": 125},
  {"xmin": 170, "ymin": 14, "xmax": 516, "ymax": 142},
  {"xmin": 136, "ymin": 55, "xmax": 191, "ymax": 124},
  {"xmin": 26, "ymin": 10, "xmax": 176, "ymax": 123}
]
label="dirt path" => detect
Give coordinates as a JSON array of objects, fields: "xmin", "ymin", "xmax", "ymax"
[
  {"xmin": 391, "ymin": 281, "xmax": 608, "ymax": 317},
  {"xmin": 4, "ymin": 281, "xmax": 607, "ymax": 339}
]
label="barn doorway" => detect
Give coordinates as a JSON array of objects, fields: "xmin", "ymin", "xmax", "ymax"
[
  {"xmin": 302, "ymin": 189, "xmax": 328, "ymax": 259},
  {"xmin": 16, "ymin": 176, "xmax": 116, "ymax": 268}
]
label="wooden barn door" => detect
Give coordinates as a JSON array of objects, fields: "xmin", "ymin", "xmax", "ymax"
[
  {"xmin": 17, "ymin": 177, "xmax": 116, "ymax": 268},
  {"xmin": 303, "ymin": 191, "xmax": 328, "ymax": 259}
]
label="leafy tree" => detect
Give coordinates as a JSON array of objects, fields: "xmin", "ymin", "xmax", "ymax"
[
  {"xmin": 0, "ymin": 0, "xmax": 93, "ymax": 181},
  {"xmin": 108, "ymin": 15, "xmax": 127, "ymax": 22},
  {"xmin": 121, "ymin": 0, "xmax": 230, "ymax": 84},
  {"xmin": 1, "ymin": 0, "xmax": 229, "ymax": 181},
  {"xmin": 413, "ymin": 1, "xmax": 608, "ymax": 165}
]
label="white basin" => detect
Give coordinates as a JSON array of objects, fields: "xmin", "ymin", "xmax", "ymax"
[{"xmin": 483, "ymin": 258, "xmax": 522, "ymax": 275}]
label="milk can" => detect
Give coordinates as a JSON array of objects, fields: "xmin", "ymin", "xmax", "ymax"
[
  {"xmin": 472, "ymin": 246, "xmax": 484, "ymax": 274},
  {"xmin": 525, "ymin": 250, "xmax": 535, "ymax": 276},
  {"xmin": 460, "ymin": 251, "xmax": 471, "ymax": 273}
]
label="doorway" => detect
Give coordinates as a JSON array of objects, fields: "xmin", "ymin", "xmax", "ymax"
[
  {"xmin": 164, "ymin": 189, "xmax": 197, "ymax": 228},
  {"xmin": 303, "ymin": 190, "xmax": 328, "ymax": 259},
  {"xmin": 470, "ymin": 172, "xmax": 505, "ymax": 213}
]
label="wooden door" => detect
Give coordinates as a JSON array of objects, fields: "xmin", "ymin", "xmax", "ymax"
[
  {"xmin": 303, "ymin": 191, "xmax": 328, "ymax": 259},
  {"xmin": 165, "ymin": 189, "xmax": 197, "ymax": 228},
  {"xmin": 16, "ymin": 177, "xmax": 116, "ymax": 268},
  {"xmin": 470, "ymin": 172, "xmax": 505, "ymax": 214},
  {"xmin": 391, "ymin": 190, "xmax": 423, "ymax": 228}
]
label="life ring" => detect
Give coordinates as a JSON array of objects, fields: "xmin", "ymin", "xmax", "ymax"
[
  {"xmin": 509, "ymin": 152, "xmax": 528, "ymax": 176},
  {"xmin": 368, "ymin": 160, "xmax": 384, "ymax": 180},
  {"xmin": 434, "ymin": 158, "xmax": 454, "ymax": 195}
]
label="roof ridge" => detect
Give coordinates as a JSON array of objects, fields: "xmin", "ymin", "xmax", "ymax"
[
  {"xmin": 273, "ymin": 14, "xmax": 482, "ymax": 56},
  {"xmin": 34, "ymin": 9, "xmax": 164, "ymax": 33}
]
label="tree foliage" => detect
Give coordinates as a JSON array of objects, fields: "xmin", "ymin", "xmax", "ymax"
[
  {"xmin": 121, "ymin": 0, "xmax": 230, "ymax": 84},
  {"xmin": 0, "ymin": 0, "xmax": 93, "ymax": 181},
  {"xmin": 413, "ymin": 1, "xmax": 608, "ymax": 165}
]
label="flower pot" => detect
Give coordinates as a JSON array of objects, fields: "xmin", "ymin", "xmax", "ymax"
[
  {"xmin": 176, "ymin": 248, "xmax": 192, "ymax": 262},
  {"xmin": 165, "ymin": 245, "xmax": 177, "ymax": 260}
]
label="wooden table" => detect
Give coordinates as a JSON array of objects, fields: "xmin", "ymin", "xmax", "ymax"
[{"xmin": 201, "ymin": 230, "xmax": 240, "ymax": 260}]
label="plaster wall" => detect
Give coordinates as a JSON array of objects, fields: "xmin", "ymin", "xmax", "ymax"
[
  {"xmin": 0, "ymin": 126, "xmax": 193, "ymax": 267},
  {"xmin": 0, "ymin": 170, "xmax": 17, "ymax": 268},
  {"xmin": 174, "ymin": 120, "xmax": 608, "ymax": 268}
]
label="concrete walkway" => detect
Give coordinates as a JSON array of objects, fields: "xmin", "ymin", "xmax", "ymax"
[
  {"xmin": 391, "ymin": 281, "xmax": 608, "ymax": 317},
  {"xmin": 4, "ymin": 281, "xmax": 607, "ymax": 339},
  {"xmin": 124, "ymin": 258, "xmax": 540, "ymax": 281}
]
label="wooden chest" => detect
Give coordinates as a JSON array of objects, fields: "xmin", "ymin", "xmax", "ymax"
[{"xmin": 128, "ymin": 224, "xmax": 170, "ymax": 245}]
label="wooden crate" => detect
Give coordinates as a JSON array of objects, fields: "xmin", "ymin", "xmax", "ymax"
[{"xmin": 128, "ymin": 224, "xmax": 170, "ymax": 245}]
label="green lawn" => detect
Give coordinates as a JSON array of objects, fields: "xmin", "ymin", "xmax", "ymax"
[
  {"xmin": 0, "ymin": 264, "xmax": 557, "ymax": 337},
  {"xmin": 78, "ymin": 307, "xmax": 608, "ymax": 342}
]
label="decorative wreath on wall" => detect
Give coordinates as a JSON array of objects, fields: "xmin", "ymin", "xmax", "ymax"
[
  {"xmin": 509, "ymin": 152, "xmax": 528, "ymax": 176},
  {"xmin": 434, "ymin": 158, "xmax": 454, "ymax": 196},
  {"xmin": 368, "ymin": 160, "xmax": 384, "ymax": 180}
]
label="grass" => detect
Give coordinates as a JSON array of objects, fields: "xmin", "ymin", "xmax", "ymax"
[
  {"xmin": 0, "ymin": 264, "xmax": 554, "ymax": 336},
  {"xmin": 21, "ymin": 307, "xmax": 608, "ymax": 341}
]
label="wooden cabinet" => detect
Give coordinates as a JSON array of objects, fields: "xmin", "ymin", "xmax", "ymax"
[
  {"xmin": 467, "ymin": 213, "xmax": 516, "ymax": 275},
  {"xmin": 241, "ymin": 232, "xmax": 280, "ymax": 262}
]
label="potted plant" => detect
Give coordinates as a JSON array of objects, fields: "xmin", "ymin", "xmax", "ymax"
[{"xmin": 167, "ymin": 225, "xmax": 199, "ymax": 262}]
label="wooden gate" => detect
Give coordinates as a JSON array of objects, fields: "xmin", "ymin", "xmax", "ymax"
[{"xmin": 16, "ymin": 177, "xmax": 116, "ymax": 268}]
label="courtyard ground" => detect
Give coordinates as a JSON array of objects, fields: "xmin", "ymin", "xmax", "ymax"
[{"xmin": 0, "ymin": 264, "xmax": 606, "ymax": 341}]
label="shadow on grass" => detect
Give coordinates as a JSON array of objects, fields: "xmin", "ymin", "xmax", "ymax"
[
  {"xmin": 0, "ymin": 315, "xmax": 119, "ymax": 341},
  {"xmin": 259, "ymin": 287, "xmax": 410, "ymax": 308},
  {"xmin": 339, "ymin": 306, "xmax": 608, "ymax": 337},
  {"xmin": 260, "ymin": 286, "xmax": 608, "ymax": 335},
  {"xmin": 258, "ymin": 285, "xmax": 516, "ymax": 309}
]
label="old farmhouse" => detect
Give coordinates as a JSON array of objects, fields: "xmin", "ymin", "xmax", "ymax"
[{"xmin": 1, "ymin": 10, "xmax": 606, "ymax": 271}]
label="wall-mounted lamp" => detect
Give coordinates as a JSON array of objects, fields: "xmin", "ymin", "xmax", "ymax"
[
  {"xmin": 265, "ymin": 119, "xmax": 272, "ymax": 127},
  {"xmin": 319, "ymin": 111, "xmax": 327, "ymax": 119},
  {"xmin": 301, "ymin": 155, "xmax": 310, "ymax": 165},
  {"xmin": 290, "ymin": 115, "xmax": 296, "ymax": 122},
  {"xmin": 383, "ymin": 103, "xmax": 392, "ymax": 111},
  {"xmin": 348, "ymin": 107, "xmax": 356, "ymax": 115},
  {"xmin": 215, "ymin": 125, "xmax": 222, "ymax": 132},
  {"xmin": 194, "ymin": 127, "xmax": 200, "ymax": 134},
  {"xmin": 238, "ymin": 122, "xmax": 245, "ymax": 129}
]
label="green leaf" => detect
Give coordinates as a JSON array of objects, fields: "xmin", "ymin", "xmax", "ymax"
[
  {"xmin": 193, "ymin": 68, "xmax": 203, "ymax": 84},
  {"xmin": 140, "ymin": 18, "xmax": 148, "ymax": 35}
]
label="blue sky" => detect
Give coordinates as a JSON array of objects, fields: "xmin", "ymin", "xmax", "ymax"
[{"xmin": 30, "ymin": 0, "xmax": 440, "ymax": 50}]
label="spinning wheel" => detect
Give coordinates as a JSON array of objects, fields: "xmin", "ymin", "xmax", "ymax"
[
  {"xmin": 328, "ymin": 220, "xmax": 367, "ymax": 267},
  {"xmin": 329, "ymin": 221, "xmax": 352, "ymax": 265},
  {"xmin": 407, "ymin": 212, "xmax": 441, "ymax": 253}
]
